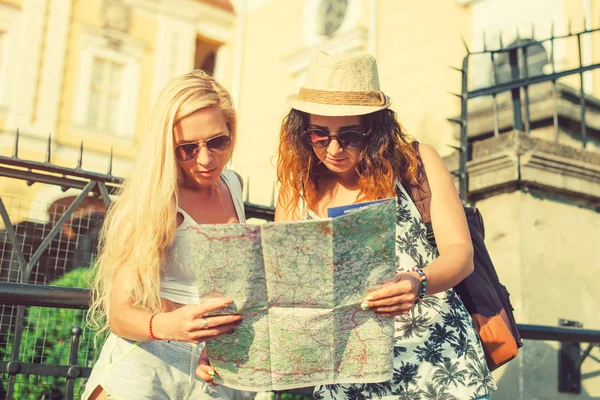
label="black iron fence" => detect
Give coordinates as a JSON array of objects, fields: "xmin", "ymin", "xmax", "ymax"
[
  {"xmin": 0, "ymin": 132, "xmax": 116, "ymax": 399},
  {"xmin": 0, "ymin": 131, "xmax": 272, "ymax": 399},
  {"xmin": 0, "ymin": 284, "xmax": 90, "ymax": 399},
  {"xmin": 1, "ymin": 283, "xmax": 599, "ymax": 399},
  {"xmin": 451, "ymin": 24, "xmax": 600, "ymax": 202}
]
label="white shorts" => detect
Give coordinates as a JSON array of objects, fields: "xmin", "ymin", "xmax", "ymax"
[{"xmin": 82, "ymin": 333, "xmax": 234, "ymax": 400}]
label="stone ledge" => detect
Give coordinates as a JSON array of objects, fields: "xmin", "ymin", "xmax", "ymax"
[{"xmin": 444, "ymin": 131, "xmax": 600, "ymax": 209}]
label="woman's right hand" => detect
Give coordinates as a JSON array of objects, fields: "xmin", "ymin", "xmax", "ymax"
[{"xmin": 151, "ymin": 297, "xmax": 242, "ymax": 343}]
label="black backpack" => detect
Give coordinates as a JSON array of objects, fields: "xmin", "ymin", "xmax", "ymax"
[{"xmin": 403, "ymin": 141, "xmax": 522, "ymax": 371}]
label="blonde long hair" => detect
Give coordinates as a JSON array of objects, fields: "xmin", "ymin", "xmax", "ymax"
[{"xmin": 88, "ymin": 70, "xmax": 237, "ymax": 336}]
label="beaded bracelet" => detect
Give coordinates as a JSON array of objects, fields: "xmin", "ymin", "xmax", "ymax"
[
  {"xmin": 149, "ymin": 312, "xmax": 161, "ymax": 340},
  {"xmin": 411, "ymin": 266, "xmax": 428, "ymax": 303}
]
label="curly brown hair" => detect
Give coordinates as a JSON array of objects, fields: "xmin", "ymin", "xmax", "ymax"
[{"xmin": 277, "ymin": 108, "xmax": 420, "ymax": 215}]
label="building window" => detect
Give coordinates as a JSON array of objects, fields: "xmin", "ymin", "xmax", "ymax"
[
  {"xmin": 71, "ymin": 31, "xmax": 142, "ymax": 140},
  {"xmin": 87, "ymin": 57, "xmax": 124, "ymax": 132}
]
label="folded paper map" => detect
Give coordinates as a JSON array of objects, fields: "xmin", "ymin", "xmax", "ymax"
[{"xmin": 179, "ymin": 200, "xmax": 397, "ymax": 391}]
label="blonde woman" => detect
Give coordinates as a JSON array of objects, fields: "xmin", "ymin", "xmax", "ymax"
[{"xmin": 83, "ymin": 70, "xmax": 244, "ymax": 400}]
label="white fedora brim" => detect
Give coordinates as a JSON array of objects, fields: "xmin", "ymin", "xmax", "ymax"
[{"xmin": 287, "ymin": 94, "xmax": 392, "ymax": 117}]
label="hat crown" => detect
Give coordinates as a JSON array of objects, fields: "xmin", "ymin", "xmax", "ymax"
[
  {"xmin": 288, "ymin": 51, "xmax": 391, "ymax": 116},
  {"xmin": 302, "ymin": 52, "xmax": 381, "ymax": 92}
]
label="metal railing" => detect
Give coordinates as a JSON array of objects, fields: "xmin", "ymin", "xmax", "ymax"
[
  {"xmin": 1, "ymin": 283, "xmax": 599, "ymax": 399},
  {"xmin": 451, "ymin": 24, "xmax": 600, "ymax": 202},
  {"xmin": 446, "ymin": 24, "xmax": 600, "ymax": 393},
  {"xmin": 0, "ymin": 132, "xmax": 116, "ymax": 399},
  {"xmin": 0, "ymin": 130, "xmax": 273, "ymax": 398}
]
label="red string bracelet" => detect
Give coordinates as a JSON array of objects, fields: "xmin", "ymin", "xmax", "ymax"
[{"xmin": 149, "ymin": 312, "xmax": 161, "ymax": 340}]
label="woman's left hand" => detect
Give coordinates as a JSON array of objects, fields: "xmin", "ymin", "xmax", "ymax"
[
  {"xmin": 196, "ymin": 347, "xmax": 219, "ymax": 385},
  {"xmin": 362, "ymin": 272, "xmax": 421, "ymax": 317}
]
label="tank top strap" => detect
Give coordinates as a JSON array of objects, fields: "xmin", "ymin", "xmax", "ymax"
[
  {"xmin": 221, "ymin": 169, "xmax": 246, "ymax": 223},
  {"xmin": 176, "ymin": 207, "xmax": 197, "ymax": 229}
]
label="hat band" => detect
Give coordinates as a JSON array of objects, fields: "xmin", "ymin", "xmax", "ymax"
[{"xmin": 297, "ymin": 88, "xmax": 387, "ymax": 107}]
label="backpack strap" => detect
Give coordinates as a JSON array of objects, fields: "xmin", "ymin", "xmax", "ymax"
[
  {"xmin": 405, "ymin": 141, "xmax": 432, "ymax": 224},
  {"xmin": 404, "ymin": 141, "xmax": 436, "ymax": 245}
]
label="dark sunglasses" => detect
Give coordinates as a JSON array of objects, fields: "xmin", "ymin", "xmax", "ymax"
[
  {"xmin": 174, "ymin": 134, "xmax": 231, "ymax": 162},
  {"xmin": 304, "ymin": 128, "xmax": 369, "ymax": 150}
]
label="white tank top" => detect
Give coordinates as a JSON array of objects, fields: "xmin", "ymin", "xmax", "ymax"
[{"xmin": 159, "ymin": 169, "xmax": 246, "ymax": 304}]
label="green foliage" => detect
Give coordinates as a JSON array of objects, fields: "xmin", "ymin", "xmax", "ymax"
[
  {"xmin": 277, "ymin": 393, "xmax": 313, "ymax": 400},
  {"xmin": 1, "ymin": 268, "xmax": 104, "ymax": 399}
]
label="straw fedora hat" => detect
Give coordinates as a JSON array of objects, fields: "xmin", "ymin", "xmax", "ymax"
[{"xmin": 288, "ymin": 51, "xmax": 392, "ymax": 116}]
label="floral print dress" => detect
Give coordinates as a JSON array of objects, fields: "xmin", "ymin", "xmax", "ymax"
[{"xmin": 307, "ymin": 183, "xmax": 496, "ymax": 400}]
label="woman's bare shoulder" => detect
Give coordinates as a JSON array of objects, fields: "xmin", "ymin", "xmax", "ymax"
[{"xmin": 416, "ymin": 143, "xmax": 450, "ymax": 179}]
